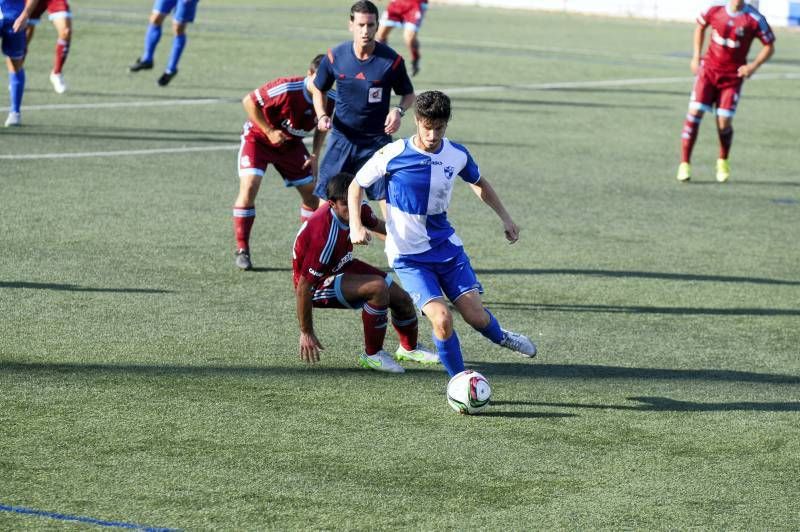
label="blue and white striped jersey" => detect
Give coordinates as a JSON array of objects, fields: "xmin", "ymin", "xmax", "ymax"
[{"xmin": 355, "ymin": 137, "xmax": 481, "ymax": 264}]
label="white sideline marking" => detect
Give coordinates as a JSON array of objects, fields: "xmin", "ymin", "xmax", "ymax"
[{"xmin": 3, "ymin": 73, "xmax": 798, "ymax": 161}]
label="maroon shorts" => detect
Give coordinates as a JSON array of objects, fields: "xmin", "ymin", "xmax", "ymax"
[
  {"xmin": 311, "ymin": 259, "xmax": 390, "ymax": 310},
  {"xmin": 237, "ymin": 122, "xmax": 313, "ymax": 187},
  {"xmin": 382, "ymin": 0, "xmax": 427, "ymax": 29},
  {"xmin": 30, "ymin": 0, "xmax": 71, "ymax": 21},
  {"xmin": 689, "ymin": 64, "xmax": 744, "ymax": 118}
]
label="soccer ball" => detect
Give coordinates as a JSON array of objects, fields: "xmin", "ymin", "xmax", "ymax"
[{"xmin": 446, "ymin": 370, "xmax": 491, "ymax": 414}]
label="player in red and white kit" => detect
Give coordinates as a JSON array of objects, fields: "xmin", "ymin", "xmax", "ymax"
[
  {"xmin": 376, "ymin": 0, "xmax": 427, "ymax": 76},
  {"xmin": 25, "ymin": 0, "xmax": 72, "ymax": 94},
  {"xmin": 232, "ymin": 55, "xmax": 335, "ymax": 270},
  {"xmin": 677, "ymin": 0, "xmax": 775, "ymax": 183},
  {"xmin": 293, "ymin": 172, "xmax": 439, "ymax": 373}
]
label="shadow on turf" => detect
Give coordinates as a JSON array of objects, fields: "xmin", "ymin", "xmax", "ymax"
[
  {"xmin": 493, "ymin": 397, "xmax": 800, "ymax": 412},
  {"xmin": 454, "ymin": 95, "xmax": 668, "ymax": 110},
  {"xmin": 474, "ymin": 268, "xmax": 800, "ymax": 286},
  {"xmin": 484, "ymin": 301, "xmax": 800, "ymax": 317},
  {"xmin": 684, "ymin": 180, "xmax": 800, "ymax": 187},
  {"xmin": 0, "ymin": 281, "xmax": 170, "ymax": 293}
]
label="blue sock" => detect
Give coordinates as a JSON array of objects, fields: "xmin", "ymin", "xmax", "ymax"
[
  {"xmin": 9, "ymin": 70, "xmax": 25, "ymax": 113},
  {"xmin": 165, "ymin": 34, "xmax": 187, "ymax": 74},
  {"xmin": 433, "ymin": 330, "xmax": 464, "ymax": 377},
  {"xmin": 477, "ymin": 307, "xmax": 504, "ymax": 345},
  {"xmin": 142, "ymin": 23, "xmax": 162, "ymax": 62}
]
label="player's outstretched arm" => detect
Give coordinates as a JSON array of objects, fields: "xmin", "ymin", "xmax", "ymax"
[
  {"xmin": 469, "ymin": 177, "xmax": 520, "ymax": 244},
  {"xmin": 296, "ymin": 277, "xmax": 323, "ymax": 363},
  {"xmin": 347, "ymin": 180, "xmax": 371, "ymax": 245},
  {"xmin": 739, "ymin": 42, "xmax": 774, "ymax": 78}
]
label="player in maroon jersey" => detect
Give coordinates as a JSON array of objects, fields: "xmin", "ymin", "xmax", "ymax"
[
  {"xmin": 232, "ymin": 55, "xmax": 335, "ymax": 271},
  {"xmin": 25, "ymin": 0, "xmax": 72, "ymax": 94},
  {"xmin": 376, "ymin": 0, "xmax": 428, "ymax": 76},
  {"xmin": 677, "ymin": 0, "xmax": 775, "ymax": 183},
  {"xmin": 293, "ymin": 172, "xmax": 439, "ymax": 373}
]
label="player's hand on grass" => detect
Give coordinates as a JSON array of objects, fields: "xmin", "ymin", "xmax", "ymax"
[
  {"xmin": 299, "ymin": 332, "xmax": 323, "ymax": 363},
  {"xmin": 504, "ymin": 221, "xmax": 520, "ymax": 244}
]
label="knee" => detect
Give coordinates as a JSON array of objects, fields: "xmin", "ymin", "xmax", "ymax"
[
  {"xmin": 365, "ymin": 278, "xmax": 390, "ymax": 306},
  {"xmin": 390, "ymin": 287, "xmax": 415, "ymax": 318},
  {"xmin": 174, "ymin": 23, "xmax": 187, "ymax": 35},
  {"xmin": 60, "ymin": 26, "xmax": 71, "ymax": 41},
  {"xmin": 429, "ymin": 309, "xmax": 454, "ymax": 339}
]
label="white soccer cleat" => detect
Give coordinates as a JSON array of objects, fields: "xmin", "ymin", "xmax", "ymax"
[
  {"xmin": 500, "ymin": 329, "xmax": 537, "ymax": 358},
  {"xmin": 4, "ymin": 112, "xmax": 21, "ymax": 127},
  {"xmin": 358, "ymin": 350, "xmax": 405, "ymax": 373},
  {"xmin": 49, "ymin": 72, "xmax": 67, "ymax": 94},
  {"xmin": 394, "ymin": 343, "xmax": 440, "ymax": 365}
]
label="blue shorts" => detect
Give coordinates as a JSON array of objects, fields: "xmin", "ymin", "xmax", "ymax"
[
  {"xmin": 393, "ymin": 247, "xmax": 483, "ymax": 310},
  {"xmin": 315, "ymin": 129, "xmax": 391, "ymax": 200},
  {"xmin": 153, "ymin": 0, "xmax": 198, "ymax": 23},
  {"xmin": 1, "ymin": 19, "xmax": 26, "ymax": 60}
]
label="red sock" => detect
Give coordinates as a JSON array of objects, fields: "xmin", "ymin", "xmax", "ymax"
[
  {"xmin": 392, "ymin": 313, "xmax": 418, "ymax": 351},
  {"xmin": 300, "ymin": 203, "xmax": 315, "ymax": 224},
  {"xmin": 233, "ymin": 205, "xmax": 255, "ymax": 250},
  {"xmin": 681, "ymin": 113, "xmax": 702, "ymax": 163},
  {"xmin": 362, "ymin": 303, "xmax": 388, "ymax": 355},
  {"xmin": 718, "ymin": 127, "xmax": 733, "ymax": 159},
  {"xmin": 53, "ymin": 39, "xmax": 69, "ymax": 74}
]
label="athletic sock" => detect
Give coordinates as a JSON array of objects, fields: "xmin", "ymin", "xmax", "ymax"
[
  {"xmin": 233, "ymin": 205, "xmax": 255, "ymax": 250},
  {"xmin": 391, "ymin": 313, "xmax": 418, "ymax": 351},
  {"xmin": 433, "ymin": 330, "xmax": 464, "ymax": 377},
  {"xmin": 53, "ymin": 38, "xmax": 69, "ymax": 74},
  {"xmin": 681, "ymin": 112, "xmax": 702, "ymax": 163},
  {"xmin": 718, "ymin": 126, "xmax": 733, "ymax": 160},
  {"xmin": 300, "ymin": 203, "xmax": 316, "ymax": 224},
  {"xmin": 142, "ymin": 23, "xmax": 162, "ymax": 63},
  {"xmin": 477, "ymin": 307, "xmax": 504, "ymax": 344},
  {"xmin": 165, "ymin": 34, "xmax": 187, "ymax": 74},
  {"xmin": 362, "ymin": 303, "xmax": 388, "ymax": 355},
  {"xmin": 8, "ymin": 70, "xmax": 25, "ymax": 113}
]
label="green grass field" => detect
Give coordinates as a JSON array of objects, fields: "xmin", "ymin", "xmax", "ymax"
[{"xmin": 2, "ymin": 1, "xmax": 799, "ymax": 529}]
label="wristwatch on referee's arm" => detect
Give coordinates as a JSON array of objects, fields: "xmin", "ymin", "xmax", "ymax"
[{"xmin": 392, "ymin": 106, "xmax": 405, "ymax": 117}]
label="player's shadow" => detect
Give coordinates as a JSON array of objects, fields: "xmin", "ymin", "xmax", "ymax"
[
  {"xmin": 492, "ymin": 397, "xmax": 800, "ymax": 413},
  {"xmin": 470, "ymin": 362, "xmax": 800, "ymax": 385},
  {"xmin": 483, "ymin": 301, "xmax": 800, "ymax": 317},
  {"xmin": 8, "ymin": 128, "xmax": 231, "ymax": 144},
  {"xmin": 0, "ymin": 281, "xmax": 170, "ymax": 293},
  {"xmin": 685, "ymin": 180, "xmax": 800, "ymax": 187},
  {"xmin": 479, "ymin": 410, "xmax": 577, "ymax": 419},
  {"xmin": 454, "ymin": 95, "xmax": 665, "ymax": 110},
  {"xmin": 474, "ymin": 268, "xmax": 800, "ymax": 286}
]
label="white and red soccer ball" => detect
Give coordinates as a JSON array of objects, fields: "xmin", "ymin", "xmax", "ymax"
[{"xmin": 446, "ymin": 370, "xmax": 491, "ymax": 414}]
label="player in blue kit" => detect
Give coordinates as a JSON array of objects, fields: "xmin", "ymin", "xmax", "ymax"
[
  {"xmin": 129, "ymin": 0, "xmax": 199, "ymax": 86},
  {"xmin": 311, "ymin": 0, "xmax": 415, "ymax": 203},
  {"xmin": 2, "ymin": 0, "xmax": 41, "ymax": 126},
  {"xmin": 348, "ymin": 90, "xmax": 537, "ymax": 377}
]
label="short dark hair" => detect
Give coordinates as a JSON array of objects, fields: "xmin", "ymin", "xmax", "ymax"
[
  {"xmin": 327, "ymin": 172, "xmax": 354, "ymax": 202},
  {"xmin": 415, "ymin": 91, "xmax": 451, "ymax": 123},
  {"xmin": 310, "ymin": 54, "xmax": 324, "ymax": 73},
  {"xmin": 350, "ymin": 1, "xmax": 379, "ymax": 20}
]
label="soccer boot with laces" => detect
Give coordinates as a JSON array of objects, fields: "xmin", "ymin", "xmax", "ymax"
[
  {"xmin": 49, "ymin": 72, "xmax": 67, "ymax": 94},
  {"xmin": 235, "ymin": 249, "xmax": 253, "ymax": 270},
  {"xmin": 716, "ymin": 158, "xmax": 730, "ymax": 183},
  {"xmin": 676, "ymin": 162, "xmax": 691, "ymax": 182},
  {"xmin": 358, "ymin": 350, "xmax": 405, "ymax": 373},
  {"xmin": 500, "ymin": 329, "xmax": 537, "ymax": 358},
  {"xmin": 394, "ymin": 343, "xmax": 440, "ymax": 365},
  {"xmin": 4, "ymin": 112, "xmax": 20, "ymax": 127},
  {"xmin": 129, "ymin": 57, "xmax": 154, "ymax": 72}
]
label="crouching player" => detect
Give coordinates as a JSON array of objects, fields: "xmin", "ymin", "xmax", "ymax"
[
  {"xmin": 349, "ymin": 90, "xmax": 537, "ymax": 378},
  {"xmin": 293, "ymin": 172, "xmax": 439, "ymax": 373}
]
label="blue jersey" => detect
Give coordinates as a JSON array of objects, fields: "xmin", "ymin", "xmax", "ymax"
[
  {"xmin": 314, "ymin": 41, "xmax": 413, "ymax": 144},
  {"xmin": 0, "ymin": 0, "xmax": 26, "ymax": 19},
  {"xmin": 355, "ymin": 137, "xmax": 481, "ymax": 264}
]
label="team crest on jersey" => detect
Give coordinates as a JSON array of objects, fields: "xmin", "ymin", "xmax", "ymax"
[
  {"xmin": 444, "ymin": 166, "xmax": 455, "ymax": 179},
  {"xmin": 368, "ymin": 87, "xmax": 383, "ymax": 103},
  {"xmin": 240, "ymin": 155, "xmax": 251, "ymax": 167}
]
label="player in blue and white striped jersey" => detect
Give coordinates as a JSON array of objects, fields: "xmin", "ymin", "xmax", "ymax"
[{"xmin": 348, "ymin": 90, "xmax": 537, "ymax": 377}]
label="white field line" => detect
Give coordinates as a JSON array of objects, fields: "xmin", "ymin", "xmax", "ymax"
[{"xmin": 3, "ymin": 73, "xmax": 798, "ymax": 161}]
